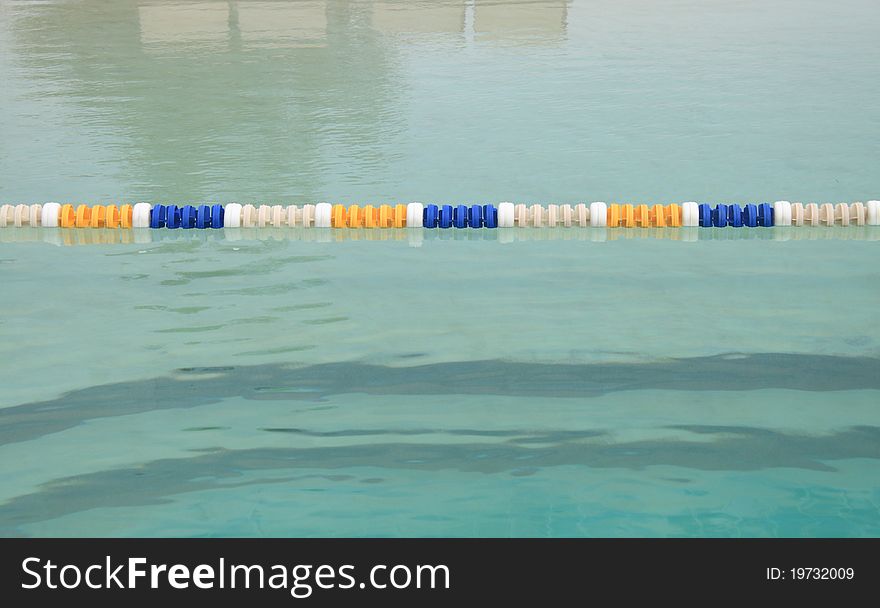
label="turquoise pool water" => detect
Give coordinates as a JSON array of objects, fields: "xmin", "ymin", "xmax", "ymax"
[{"xmin": 1, "ymin": 0, "xmax": 878, "ymax": 537}]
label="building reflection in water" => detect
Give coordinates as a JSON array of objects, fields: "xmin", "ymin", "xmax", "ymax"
[
  {"xmin": 235, "ymin": 1, "xmax": 328, "ymax": 48},
  {"xmin": 371, "ymin": 1, "xmax": 466, "ymax": 36},
  {"xmin": 135, "ymin": 0, "xmax": 569, "ymax": 46},
  {"xmin": 139, "ymin": 1, "xmax": 330, "ymax": 49},
  {"xmin": 138, "ymin": 2, "xmax": 231, "ymax": 47},
  {"xmin": 474, "ymin": 0, "xmax": 569, "ymax": 45},
  {"xmin": 9, "ymin": 0, "xmax": 403, "ymax": 201},
  {"xmin": 5, "ymin": 0, "xmax": 569, "ymax": 202}
]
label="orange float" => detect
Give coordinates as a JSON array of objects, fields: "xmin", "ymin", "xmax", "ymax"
[
  {"xmin": 332, "ymin": 204, "xmax": 347, "ymax": 228},
  {"xmin": 378, "ymin": 205, "xmax": 393, "ymax": 228},
  {"xmin": 620, "ymin": 204, "xmax": 634, "ymax": 228},
  {"xmin": 89, "ymin": 205, "xmax": 107, "ymax": 228},
  {"xmin": 363, "ymin": 205, "xmax": 378, "ymax": 228},
  {"xmin": 606, "ymin": 204, "xmax": 620, "ymax": 227},
  {"xmin": 666, "ymin": 204, "xmax": 681, "ymax": 227},
  {"xmin": 74, "ymin": 205, "xmax": 92, "ymax": 228},
  {"xmin": 60, "ymin": 204, "xmax": 76, "ymax": 228},
  {"xmin": 394, "ymin": 204, "xmax": 407, "ymax": 227}
]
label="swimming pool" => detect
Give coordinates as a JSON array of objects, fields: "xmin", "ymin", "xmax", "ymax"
[{"xmin": 1, "ymin": 0, "xmax": 878, "ymax": 537}]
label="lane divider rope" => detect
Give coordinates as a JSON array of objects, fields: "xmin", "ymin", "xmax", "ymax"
[{"xmin": 1, "ymin": 201, "xmax": 879, "ymax": 229}]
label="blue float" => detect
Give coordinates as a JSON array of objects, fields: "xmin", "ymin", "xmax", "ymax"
[
  {"xmin": 149, "ymin": 204, "xmax": 167, "ymax": 229},
  {"xmin": 712, "ymin": 204, "xmax": 729, "ymax": 227},
  {"xmin": 195, "ymin": 205, "xmax": 211, "ymax": 229},
  {"xmin": 468, "ymin": 205, "xmax": 484, "ymax": 228},
  {"xmin": 698, "ymin": 204, "xmax": 712, "ymax": 227},
  {"xmin": 757, "ymin": 203, "xmax": 773, "ymax": 226},
  {"xmin": 727, "ymin": 204, "xmax": 743, "ymax": 227},
  {"xmin": 483, "ymin": 204, "xmax": 497, "ymax": 228},
  {"xmin": 423, "ymin": 204, "xmax": 439, "ymax": 228},
  {"xmin": 453, "ymin": 204, "xmax": 468, "ymax": 228},
  {"xmin": 211, "ymin": 204, "xmax": 224, "ymax": 229},
  {"xmin": 165, "ymin": 205, "xmax": 182, "ymax": 229},
  {"xmin": 743, "ymin": 204, "xmax": 758, "ymax": 227},
  {"xmin": 180, "ymin": 205, "xmax": 197, "ymax": 229},
  {"xmin": 439, "ymin": 205, "xmax": 454, "ymax": 229}
]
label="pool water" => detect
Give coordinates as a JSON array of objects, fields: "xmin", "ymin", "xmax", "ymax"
[{"xmin": 1, "ymin": 0, "xmax": 878, "ymax": 537}]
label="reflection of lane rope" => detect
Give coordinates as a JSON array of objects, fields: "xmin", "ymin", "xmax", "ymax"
[
  {"xmin": 1, "ymin": 201, "xmax": 879, "ymax": 230},
  {"xmin": 2, "ymin": 226, "xmax": 879, "ymax": 247}
]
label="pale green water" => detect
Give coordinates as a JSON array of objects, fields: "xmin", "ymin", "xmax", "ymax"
[{"xmin": 0, "ymin": 0, "xmax": 879, "ymax": 537}]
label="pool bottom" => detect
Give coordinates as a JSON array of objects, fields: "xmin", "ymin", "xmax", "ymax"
[
  {"xmin": 0, "ymin": 234, "xmax": 877, "ymax": 538},
  {"xmin": 1, "ymin": 388, "xmax": 878, "ymax": 538}
]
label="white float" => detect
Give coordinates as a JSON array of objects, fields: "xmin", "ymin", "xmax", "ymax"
[
  {"xmin": 29, "ymin": 204, "xmax": 42, "ymax": 227},
  {"xmin": 531, "ymin": 204, "xmax": 544, "ymax": 227},
  {"xmin": 514, "ymin": 204, "xmax": 528, "ymax": 226},
  {"xmin": 589, "ymin": 202, "xmax": 607, "ymax": 227},
  {"xmin": 804, "ymin": 203, "xmax": 819, "ymax": 226},
  {"xmin": 241, "ymin": 204, "xmax": 257, "ymax": 228},
  {"xmin": 256, "ymin": 205, "xmax": 271, "ymax": 228},
  {"xmin": 850, "ymin": 202, "xmax": 865, "ymax": 226},
  {"xmin": 271, "ymin": 205, "xmax": 284, "ymax": 228},
  {"xmin": 314, "ymin": 203, "xmax": 332, "ymax": 228},
  {"xmin": 576, "ymin": 203, "xmax": 589, "ymax": 227},
  {"xmin": 681, "ymin": 202, "xmax": 699, "ymax": 227},
  {"xmin": 790, "ymin": 202, "xmax": 804, "ymax": 226},
  {"xmin": 302, "ymin": 204, "xmax": 315, "ymax": 227},
  {"xmin": 867, "ymin": 200, "xmax": 880, "ymax": 225},
  {"xmin": 132, "ymin": 203, "xmax": 152, "ymax": 228},
  {"xmin": 819, "ymin": 203, "xmax": 834, "ymax": 226},
  {"xmin": 224, "ymin": 203, "xmax": 242, "ymax": 228},
  {"xmin": 286, "ymin": 205, "xmax": 298, "ymax": 227},
  {"xmin": 497, "ymin": 202, "xmax": 514, "ymax": 227},
  {"xmin": 835, "ymin": 203, "xmax": 850, "ymax": 226},
  {"xmin": 41, "ymin": 202, "xmax": 61, "ymax": 227},
  {"xmin": 559, "ymin": 204, "xmax": 572, "ymax": 227},
  {"xmin": 773, "ymin": 201, "xmax": 792, "ymax": 226},
  {"xmin": 14, "ymin": 204, "xmax": 29, "ymax": 227},
  {"xmin": 406, "ymin": 202, "xmax": 424, "ymax": 227}
]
